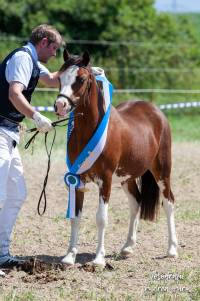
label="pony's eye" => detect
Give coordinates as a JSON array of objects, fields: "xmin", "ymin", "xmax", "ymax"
[{"xmin": 78, "ymin": 77, "xmax": 86, "ymax": 84}]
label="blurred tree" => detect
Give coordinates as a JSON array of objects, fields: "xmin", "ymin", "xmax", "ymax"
[
  {"xmin": 0, "ymin": 0, "xmax": 200, "ymax": 89},
  {"xmin": 0, "ymin": 0, "xmax": 24, "ymax": 34}
]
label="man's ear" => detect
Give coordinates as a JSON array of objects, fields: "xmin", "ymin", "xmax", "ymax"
[
  {"xmin": 40, "ymin": 37, "xmax": 48, "ymax": 47},
  {"xmin": 63, "ymin": 48, "xmax": 70, "ymax": 62},
  {"xmin": 82, "ymin": 51, "xmax": 90, "ymax": 66}
]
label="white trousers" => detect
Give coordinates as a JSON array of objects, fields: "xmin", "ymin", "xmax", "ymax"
[{"xmin": 0, "ymin": 133, "xmax": 27, "ymax": 256}]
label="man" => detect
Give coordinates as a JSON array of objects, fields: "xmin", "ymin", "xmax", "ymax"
[{"xmin": 0, "ymin": 24, "xmax": 63, "ymax": 268}]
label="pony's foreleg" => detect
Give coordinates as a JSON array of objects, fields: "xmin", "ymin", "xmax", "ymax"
[
  {"xmin": 61, "ymin": 214, "xmax": 81, "ymax": 265},
  {"xmin": 121, "ymin": 179, "xmax": 140, "ymax": 255},
  {"xmin": 93, "ymin": 177, "xmax": 111, "ymax": 267},
  {"xmin": 62, "ymin": 191, "xmax": 84, "ymax": 265},
  {"xmin": 93, "ymin": 198, "xmax": 108, "ymax": 266}
]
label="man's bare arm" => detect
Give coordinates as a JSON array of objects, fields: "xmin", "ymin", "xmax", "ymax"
[
  {"xmin": 8, "ymin": 82, "xmax": 35, "ymax": 118},
  {"xmin": 9, "ymin": 81, "xmax": 53, "ymax": 132},
  {"xmin": 39, "ymin": 71, "xmax": 60, "ymax": 87}
]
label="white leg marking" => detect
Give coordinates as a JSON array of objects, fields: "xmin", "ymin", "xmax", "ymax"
[
  {"xmin": 157, "ymin": 180, "xmax": 165, "ymax": 194},
  {"xmin": 93, "ymin": 197, "xmax": 108, "ymax": 267},
  {"xmin": 121, "ymin": 182, "xmax": 140, "ymax": 255},
  {"xmin": 163, "ymin": 199, "xmax": 178, "ymax": 258},
  {"xmin": 62, "ymin": 213, "xmax": 81, "ymax": 265}
]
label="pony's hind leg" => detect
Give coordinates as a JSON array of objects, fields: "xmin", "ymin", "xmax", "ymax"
[
  {"xmin": 158, "ymin": 179, "xmax": 178, "ymax": 257},
  {"xmin": 121, "ymin": 178, "xmax": 140, "ymax": 255},
  {"xmin": 151, "ymin": 159, "xmax": 178, "ymax": 257},
  {"xmin": 151, "ymin": 121, "xmax": 178, "ymax": 258},
  {"xmin": 62, "ymin": 191, "xmax": 84, "ymax": 265}
]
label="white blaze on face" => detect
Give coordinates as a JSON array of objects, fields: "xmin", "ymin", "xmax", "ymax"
[{"xmin": 58, "ymin": 66, "xmax": 79, "ymax": 107}]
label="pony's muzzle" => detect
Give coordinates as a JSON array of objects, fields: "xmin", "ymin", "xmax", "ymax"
[{"xmin": 55, "ymin": 98, "xmax": 70, "ymax": 116}]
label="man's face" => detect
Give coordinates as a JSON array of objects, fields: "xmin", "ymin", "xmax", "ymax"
[{"xmin": 37, "ymin": 38, "xmax": 59, "ymax": 63}]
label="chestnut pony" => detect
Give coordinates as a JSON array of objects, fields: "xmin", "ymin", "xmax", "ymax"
[{"xmin": 55, "ymin": 50, "xmax": 178, "ymax": 266}]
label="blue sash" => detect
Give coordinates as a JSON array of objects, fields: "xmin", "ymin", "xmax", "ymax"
[{"xmin": 64, "ymin": 74, "xmax": 113, "ymax": 218}]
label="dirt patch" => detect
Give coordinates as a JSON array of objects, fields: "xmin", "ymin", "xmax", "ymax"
[
  {"xmin": 79, "ymin": 262, "xmax": 114, "ymax": 273},
  {"xmin": 17, "ymin": 258, "xmax": 68, "ymax": 274},
  {"xmin": 2, "ymin": 259, "xmax": 114, "ymax": 276}
]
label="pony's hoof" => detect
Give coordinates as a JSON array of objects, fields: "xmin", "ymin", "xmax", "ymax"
[
  {"xmin": 93, "ymin": 257, "xmax": 105, "ymax": 267},
  {"xmin": 121, "ymin": 246, "xmax": 134, "ymax": 256},
  {"xmin": 61, "ymin": 253, "xmax": 76, "ymax": 265},
  {"xmin": 0, "ymin": 270, "xmax": 5, "ymax": 277},
  {"xmin": 167, "ymin": 246, "xmax": 178, "ymax": 258}
]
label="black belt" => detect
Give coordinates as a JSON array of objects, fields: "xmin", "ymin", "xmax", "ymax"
[{"xmin": 0, "ymin": 116, "xmax": 20, "ymax": 132}]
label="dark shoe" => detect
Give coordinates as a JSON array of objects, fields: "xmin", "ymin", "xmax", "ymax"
[{"xmin": 0, "ymin": 254, "xmax": 24, "ymax": 268}]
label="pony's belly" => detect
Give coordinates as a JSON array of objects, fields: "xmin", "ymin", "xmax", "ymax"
[
  {"xmin": 114, "ymin": 160, "xmax": 147, "ymax": 181},
  {"xmin": 112, "ymin": 172, "xmax": 132, "ymax": 185}
]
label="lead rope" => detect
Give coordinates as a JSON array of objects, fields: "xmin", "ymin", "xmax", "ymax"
[
  {"xmin": 25, "ymin": 114, "xmax": 83, "ymax": 216},
  {"xmin": 37, "ymin": 128, "xmax": 56, "ymax": 215},
  {"xmin": 25, "ymin": 127, "xmax": 57, "ymax": 215},
  {"xmin": 24, "ymin": 130, "xmax": 39, "ymax": 150}
]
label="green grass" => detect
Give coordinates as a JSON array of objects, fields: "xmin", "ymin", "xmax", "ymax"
[
  {"xmin": 176, "ymin": 209, "xmax": 200, "ymax": 221},
  {"xmin": 1, "ymin": 291, "xmax": 36, "ymax": 301},
  {"xmin": 166, "ymin": 111, "xmax": 200, "ymax": 141}
]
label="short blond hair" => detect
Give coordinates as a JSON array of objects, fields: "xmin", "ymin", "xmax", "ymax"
[{"xmin": 30, "ymin": 24, "xmax": 63, "ymax": 46}]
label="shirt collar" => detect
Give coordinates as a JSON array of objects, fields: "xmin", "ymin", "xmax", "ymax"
[{"xmin": 23, "ymin": 42, "xmax": 38, "ymax": 61}]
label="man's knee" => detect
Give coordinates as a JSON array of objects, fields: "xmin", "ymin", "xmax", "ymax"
[{"xmin": 7, "ymin": 175, "xmax": 27, "ymax": 201}]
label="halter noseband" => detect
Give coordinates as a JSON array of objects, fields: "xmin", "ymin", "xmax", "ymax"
[{"xmin": 57, "ymin": 93, "xmax": 77, "ymax": 112}]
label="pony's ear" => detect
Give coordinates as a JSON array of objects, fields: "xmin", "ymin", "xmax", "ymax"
[
  {"xmin": 63, "ymin": 48, "xmax": 70, "ymax": 62},
  {"xmin": 82, "ymin": 51, "xmax": 90, "ymax": 66}
]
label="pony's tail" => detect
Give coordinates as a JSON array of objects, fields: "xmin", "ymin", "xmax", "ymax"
[{"xmin": 139, "ymin": 170, "xmax": 160, "ymax": 221}]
